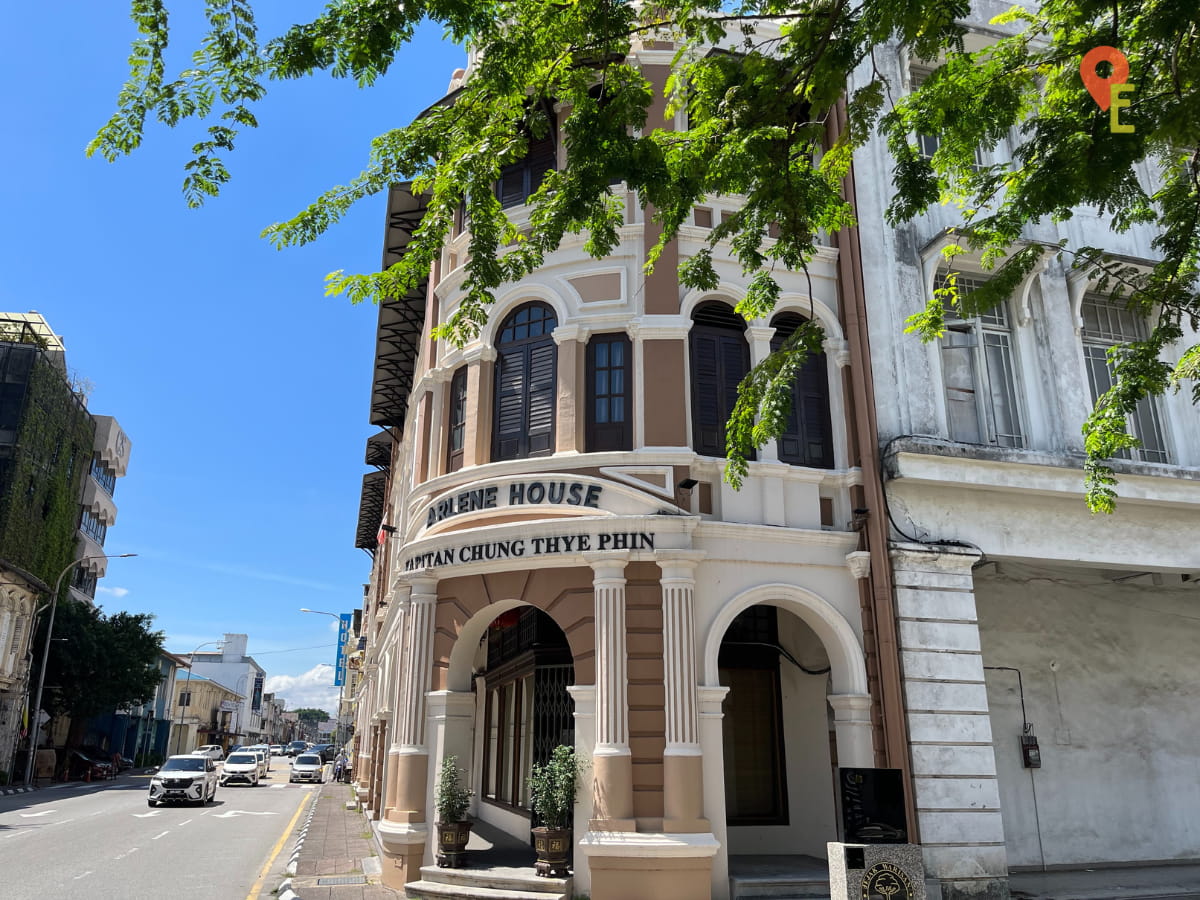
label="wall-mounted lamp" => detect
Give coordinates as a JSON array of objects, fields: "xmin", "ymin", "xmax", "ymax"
[{"xmin": 677, "ymin": 478, "xmax": 699, "ymax": 491}]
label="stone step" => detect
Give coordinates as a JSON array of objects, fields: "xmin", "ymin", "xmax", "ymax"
[
  {"xmin": 417, "ymin": 865, "xmax": 570, "ymax": 894},
  {"xmin": 404, "ymin": 878, "xmax": 569, "ymax": 900},
  {"xmin": 731, "ymin": 877, "xmax": 832, "ymax": 900}
]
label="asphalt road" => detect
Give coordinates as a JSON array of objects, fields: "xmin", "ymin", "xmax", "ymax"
[{"xmin": 0, "ymin": 762, "xmax": 317, "ymax": 900}]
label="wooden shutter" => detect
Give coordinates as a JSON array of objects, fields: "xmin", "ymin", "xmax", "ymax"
[
  {"xmin": 690, "ymin": 324, "xmax": 749, "ymax": 458},
  {"xmin": 526, "ymin": 341, "xmax": 557, "ymax": 455},
  {"xmin": 494, "ymin": 348, "xmax": 528, "ymax": 460}
]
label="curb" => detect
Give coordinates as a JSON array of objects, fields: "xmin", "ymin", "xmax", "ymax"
[{"xmin": 274, "ymin": 790, "xmax": 320, "ymax": 900}]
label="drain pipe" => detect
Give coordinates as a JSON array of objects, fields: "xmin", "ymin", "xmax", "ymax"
[{"xmin": 828, "ymin": 96, "xmax": 919, "ymax": 840}]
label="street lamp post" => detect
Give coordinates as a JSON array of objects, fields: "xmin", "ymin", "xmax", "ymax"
[
  {"xmin": 173, "ymin": 640, "xmax": 224, "ymax": 755},
  {"xmin": 23, "ymin": 553, "xmax": 137, "ymax": 787},
  {"xmin": 299, "ymin": 608, "xmax": 345, "ymax": 746}
]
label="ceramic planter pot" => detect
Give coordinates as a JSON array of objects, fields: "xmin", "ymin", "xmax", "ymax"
[
  {"xmin": 435, "ymin": 820, "xmax": 472, "ymax": 868},
  {"xmin": 532, "ymin": 825, "xmax": 571, "ymax": 877}
]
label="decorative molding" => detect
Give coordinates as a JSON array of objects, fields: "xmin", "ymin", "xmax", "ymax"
[{"xmin": 845, "ymin": 550, "xmax": 872, "ymax": 580}]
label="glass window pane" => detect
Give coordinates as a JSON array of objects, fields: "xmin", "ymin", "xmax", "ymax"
[
  {"xmin": 596, "ymin": 397, "xmax": 609, "ymax": 423},
  {"xmin": 612, "ymin": 396, "xmax": 624, "ymax": 422},
  {"xmin": 596, "ymin": 341, "xmax": 608, "ymax": 368},
  {"xmin": 611, "ymin": 369, "xmax": 623, "ymax": 394},
  {"xmin": 595, "ymin": 370, "xmax": 608, "ymax": 396},
  {"xmin": 611, "ymin": 341, "xmax": 624, "ymax": 365}
]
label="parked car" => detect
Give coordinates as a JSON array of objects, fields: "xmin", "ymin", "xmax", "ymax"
[
  {"xmin": 220, "ymin": 752, "xmax": 261, "ymax": 787},
  {"xmin": 67, "ymin": 749, "xmax": 113, "ymax": 781},
  {"xmin": 192, "ymin": 744, "xmax": 224, "ymax": 761},
  {"xmin": 148, "ymin": 755, "xmax": 219, "ymax": 806},
  {"xmin": 289, "ymin": 753, "xmax": 325, "ymax": 784},
  {"xmin": 286, "ymin": 740, "xmax": 308, "ymax": 757},
  {"xmin": 310, "ymin": 743, "xmax": 336, "ymax": 763}
]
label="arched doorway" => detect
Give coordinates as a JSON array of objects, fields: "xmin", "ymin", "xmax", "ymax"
[
  {"xmin": 474, "ymin": 605, "xmax": 575, "ymax": 815},
  {"xmin": 719, "ymin": 604, "xmax": 837, "ymax": 857}
]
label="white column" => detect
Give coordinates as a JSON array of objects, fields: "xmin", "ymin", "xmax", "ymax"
[
  {"xmin": 400, "ymin": 575, "xmax": 438, "ymax": 749},
  {"xmin": 747, "ymin": 325, "xmax": 778, "ymax": 461},
  {"xmin": 659, "ymin": 552, "xmax": 710, "ymax": 834},
  {"xmin": 824, "ymin": 335, "xmax": 851, "ymax": 470},
  {"xmin": 584, "ymin": 552, "xmax": 635, "ymax": 830},
  {"xmin": 589, "ymin": 554, "xmax": 630, "ymax": 751},
  {"xmin": 660, "ymin": 553, "xmax": 705, "ymax": 750}
]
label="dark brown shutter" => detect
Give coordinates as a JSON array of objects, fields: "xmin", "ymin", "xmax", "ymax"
[
  {"xmin": 772, "ymin": 314, "xmax": 834, "ymax": 468},
  {"xmin": 492, "ymin": 303, "xmax": 558, "ymax": 460},
  {"xmin": 446, "ymin": 367, "xmax": 467, "ymax": 472},
  {"xmin": 494, "ymin": 348, "xmax": 528, "ymax": 460},
  {"xmin": 690, "ymin": 306, "xmax": 750, "ymax": 458},
  {"xmin": 526, "ymin": 341, "xmax": 556, "ymax": 455}
]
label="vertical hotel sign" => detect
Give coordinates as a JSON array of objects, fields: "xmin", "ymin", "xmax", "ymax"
[{"xmin": 334, "ymin": 613, "xmax": 353, "ymax": 687}]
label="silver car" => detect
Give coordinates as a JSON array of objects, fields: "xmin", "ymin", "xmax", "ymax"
[
  {"xmin": 149, "ymin": 755, "xmax": 219, "ymax": 806},
  {"xmin": 290, "ymin": 752, "xmax": 325, "ymax": 784}
]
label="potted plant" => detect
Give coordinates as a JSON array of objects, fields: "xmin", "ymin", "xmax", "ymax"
[
  {"xmin": 528, "ymin": 744, "xmax": 579, "ymax": 877},
  {"xmin": 434, "ymin": 755, "xmax": 473, "ymax": 868}
]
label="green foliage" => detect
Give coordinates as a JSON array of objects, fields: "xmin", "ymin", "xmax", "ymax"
[
  {"xmin": 292, "ymin": 707, "xmax": 332, "ymax": 724},
  {"xmin": 0, "ymin": 353, "xmax": 94, "ymax": 586},
  {"xmin": 94, "ymin": 0, "xmax": 1200, "ymax": 510},
  {"xmin": 528, "ymin": 744, "xmax": 579, "ymax": 831},
  {"xmin": 36, "ymin": 600, "xmax": 165, "ymax": 721},
  {"xmin": 434, "ymin": 754, "xmax": 472, "ymax": 823}
]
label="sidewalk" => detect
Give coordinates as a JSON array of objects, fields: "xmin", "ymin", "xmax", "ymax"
[
  {"xmin": 285, "ymin": 781, "xmax": 399, "ymax": 900},
  {"xmin": 1009, "ymin": 863, "xmax": 1200, "ymax": 900}
]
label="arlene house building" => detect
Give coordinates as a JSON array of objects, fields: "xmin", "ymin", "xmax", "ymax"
[{"xmin": 351, "ymin": 27, "xmax": 923, "ymax": 900}]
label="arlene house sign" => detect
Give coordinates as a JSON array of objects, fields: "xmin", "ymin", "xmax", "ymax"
[{"xmin": 424, "ymin": 478, "xmax": 604, "ymax": 528}]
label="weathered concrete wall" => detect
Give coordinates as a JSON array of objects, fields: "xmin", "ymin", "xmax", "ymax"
[{"xmin": 976, "ymin": 564, "xmax": 1200, "ymax": 868}]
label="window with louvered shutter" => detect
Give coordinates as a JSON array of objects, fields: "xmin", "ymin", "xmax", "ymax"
[
  {"xmin": 497, "ymin": 110, "xmax": 557, "ymax": 209},
  {"xmin": 492, "ymin": 303, "xmax": 558, "ymax": 461},
  {"xmin": 690, "ymin": 302, "xmax": 750, "ymax": 458},
  {"xmin": 770, "ymin": 313, "xmax": 834, "ymax": 468},
  {"xmin": 446, "ymin": 367, "xmax": 467, "ymax": 472}
]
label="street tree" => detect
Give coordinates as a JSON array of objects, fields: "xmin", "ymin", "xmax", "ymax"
[
  {"xmin": 292, "ymin": 707, "xmax": 332, "ymax": 726},
  {"xmin": 35, "ymin": 599, "xmax": 165, "ymax": 746},
  {"xmin": 91, "ymin": 0, "xmax": 1200, "ymax": 510}
]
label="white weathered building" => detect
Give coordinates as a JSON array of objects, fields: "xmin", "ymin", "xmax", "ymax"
[{"xmin": 849, "ymin": 6, "xmax": 1200, "ymax": 898}]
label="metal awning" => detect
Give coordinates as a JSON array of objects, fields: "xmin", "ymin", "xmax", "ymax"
[
  {"xmin": 368, "ymin": 183, "xmax": 429, "ymax": 430},
  {"xmin": 365, "ymin": 430, "xmax": 393, "ymax": 468},
  {"xmin": 354, "ymin": 470, "xmax": 388, "ymax": 551}
]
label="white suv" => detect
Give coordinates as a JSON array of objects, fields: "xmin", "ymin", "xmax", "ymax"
[
  {"xmin": 192, "ymin": 744, "xmax": 224, "ymax": 761},
  {"xmin": 149, "ymin": 755, "xmax": 219, "ymax": 806},
  {"xmin": 220, "ymin": 752, "xmax": 262, "ymax": 787}
]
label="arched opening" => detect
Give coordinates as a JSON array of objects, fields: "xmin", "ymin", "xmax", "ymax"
[
  {"xmin": 474, "ymin": 605, "xmax": 575, "ymax": 813},
  {"xmin": 720, "ymin": 604, "xmax": 837, "ymax": 859}
]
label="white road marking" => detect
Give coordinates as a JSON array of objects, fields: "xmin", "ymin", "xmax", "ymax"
[
  {"xmin": 19, "ymin": 810, "xmax": 56, "ymax": 817},
  {"xmin": 178, "ymin": 818, "xmax": 193, "ymax": 826},
  {"xmin": 152, "ymin": 831, "xmax": 170, "ymax": 840},
  {"xmin": 113, "ymin": 847, "xmax": 140, "ymax": 860},
  {"xmin": 133, "ymin": 810, "xmax": 161, "ymax": 818},
  {"xmin": 213, "ymin": 810, "xmax": 279, "ymax": 818},
  {"xmin": 270, "ymin": 784, "xmax": 285, "ymax": 789},
  {"xmin": 73, "ymin": 871, "xmax": 93, "ymax": 881}
]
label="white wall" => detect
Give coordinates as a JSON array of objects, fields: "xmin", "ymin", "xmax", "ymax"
[{"xmin": 976, "ymin": 565, "xmax": 1200, "ymax": 867}]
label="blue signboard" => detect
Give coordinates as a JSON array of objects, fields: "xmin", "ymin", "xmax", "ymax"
[{"xmin": 334, "ymin": 613, "xmax": 353, "ymax": 687}]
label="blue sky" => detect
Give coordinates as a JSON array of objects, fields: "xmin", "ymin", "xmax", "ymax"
[{"xmin": 1, "ymin": 4, "xmax": 464, "ymax": 714}]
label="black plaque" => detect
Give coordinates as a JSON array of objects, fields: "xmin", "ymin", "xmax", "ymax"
[{"xmin": 840, "ymin": 768, "xmax": 907, "ymax": 844}]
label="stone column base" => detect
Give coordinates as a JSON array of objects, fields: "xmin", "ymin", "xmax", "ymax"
[
  {"xmin": 376, "ymin": 820, "xmax": 429, "ymax": 892},
  {"xmin": 581, "ymin": 831, "xmax": 719, "ymax": 900}
]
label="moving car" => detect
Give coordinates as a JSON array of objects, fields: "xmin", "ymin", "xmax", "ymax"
[
  {"xmin": 149, "ymin": 755, "xmax": 219, "ymax": 806},
  {"xmin": 270, "ymin": 744, "xmax": 284, "ymax": 756},
  {"xmin": 192, "ymin": 744, "xmax": 225, "ymax": 761},
  {"xmin": 286, "ymin": 740, "xmax": 308, "ymax": 757},
  {"xmin": 289, "ymin": 753, "xmax": 325, "ymax": 784},
  {"xmin": 245, "ymin": 744, "xmax": 272, "ymax": 773},
  {"xmin": 310, "ymin": 743, "xmax": 336, "ymax": 763},
  {"xmin": 220, "ymin": 752, "xmax": 261, "ymax": 787}
]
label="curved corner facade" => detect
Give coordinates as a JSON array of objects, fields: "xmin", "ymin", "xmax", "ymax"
[{"xmin": 349, "ymin": 36, "xmax": 912, "ymax": 900}]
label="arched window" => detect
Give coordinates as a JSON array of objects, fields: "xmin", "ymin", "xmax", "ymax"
[
  {"xmin": 689, "ymin": 301, "xmax": 750, "ymax": 458},
  {"xmin": 770, "ymin": 312, "xmax": 834, "ymax": 468},
  {"xmin": 493, "ymin": 303, "xmax": 558, "ymax": 461}
]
